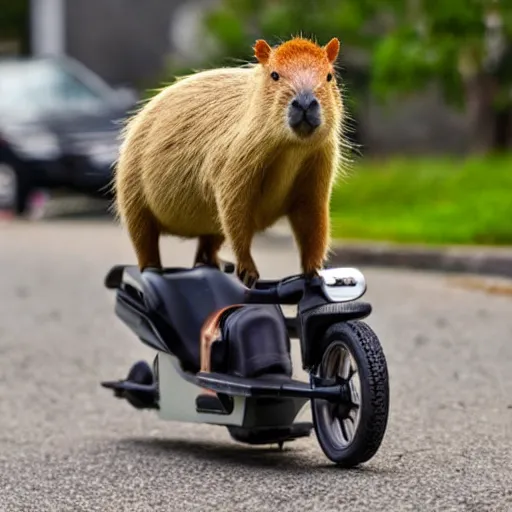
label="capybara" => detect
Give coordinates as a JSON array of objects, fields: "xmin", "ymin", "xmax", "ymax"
[{"xmin": 114, "ymin": 36, "xmax": 344, "ymax": 286}]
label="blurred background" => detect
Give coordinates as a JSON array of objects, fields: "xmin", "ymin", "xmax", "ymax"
[
  {"xmin": 1, "ymin": 0, "xmax": 511, "ymax": 245},
  {"xmin": 1, "ymin": 5, "xmax": 512, "ymax": 507}
]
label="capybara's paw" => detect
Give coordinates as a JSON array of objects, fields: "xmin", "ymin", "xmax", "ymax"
[
  {"xmin": 237, "ymin": 265, "xmax": 260, "ymax": 288},
  {"xmin": 304, "ymin": 268, "xmax": 320, "ymax": 279},
  {"xmin": 301, "ymin": 264, "xmax": 324, "ymax": 285},
  {"xmin": 302, "ymin": 260, "xmax": 324, "ymax": 278}
]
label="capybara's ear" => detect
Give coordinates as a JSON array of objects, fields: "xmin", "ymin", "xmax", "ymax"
[
  {"xmin": 324, "ymin": 38, "xmax": 340, "ymax": 63},
  {"xmin": 254, "ymin": 39, "xmax": 272, "ymax": 64}
]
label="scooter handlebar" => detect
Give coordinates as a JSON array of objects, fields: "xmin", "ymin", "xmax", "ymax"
[
  {"xmin": 244, "ymin": 267, "xmax": 367, "ymax": 305},
  {"xmin": 245, "ymin": 274, "xmax": 316, "ymax": 305}
]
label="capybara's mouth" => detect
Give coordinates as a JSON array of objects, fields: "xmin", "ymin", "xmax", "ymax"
[{"xmin": 290, "ymin": 118, "xmax": 319, "ymax": 137}]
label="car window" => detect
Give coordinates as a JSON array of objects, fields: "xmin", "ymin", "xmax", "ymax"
[{"xmin": 0, "ymin": 59, "xmax": 109, "ymax": 117}]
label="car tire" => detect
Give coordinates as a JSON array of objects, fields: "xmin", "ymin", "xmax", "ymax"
[
  {"xmin": 13, "ymin": 166, "xmax": 32, "ymax": 216},
  {"xmin": 0, "ymin": 163, "xmax": 31, "ymax": 216}
]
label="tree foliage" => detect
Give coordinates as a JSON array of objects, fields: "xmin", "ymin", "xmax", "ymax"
[
  {"xmin": 371, "ymin": 0, "xmax": 512, "ymax": 110},
  {"xmin": 203, "ymin": 0, "xmax": 512, "ymax": 112},
  {"xmin": 203, "ymin": 0, "xmax": 377, "ymax": 63},
  {"xmin": 0, "ymin": 0, "xmax": 29, "ymax": 39},
  {"xmin": 0, "ymin": 0, "xmax": 30, "ymax": 54}
]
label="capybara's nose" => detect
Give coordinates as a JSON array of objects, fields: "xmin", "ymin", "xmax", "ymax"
[
  {"xmin": 291, "ymin": 91, "xmax": 319, "ymax": 113},
  {"xmin": 288, "ymin": 90, "xmax": 321, "ymax": 134}
]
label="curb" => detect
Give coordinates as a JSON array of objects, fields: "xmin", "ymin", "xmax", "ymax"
[
  {"xmin": 266, "ymin": 224, "xmax": 512, "ymax": 280},
  {"xmin": 328, "ymin": 243, "xmax": 512, "ymax": 279}
]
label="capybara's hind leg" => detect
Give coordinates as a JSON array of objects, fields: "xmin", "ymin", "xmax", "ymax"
[
  {"xmin": 193, "ymin": 235, "xmax": 225, "ymax": 268},
  {"xmin": 125, "ymin": 208, "xmax": 162, "ymax": 270}
]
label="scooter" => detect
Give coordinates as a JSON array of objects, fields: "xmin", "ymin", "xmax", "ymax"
[{"xmin": 101, "ymin": 261, "xmax": 390, "ymax": 468}]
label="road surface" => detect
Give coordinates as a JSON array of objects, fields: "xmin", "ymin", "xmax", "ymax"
[{"xmin": 1, "ymin": 217, "xmax": 511, "ymax": 511}]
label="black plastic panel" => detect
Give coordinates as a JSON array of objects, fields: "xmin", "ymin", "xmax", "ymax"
[
  {"xmin": 241, "ymin": 396, "xmax": 309, "ymax": 428},
  {"xmin": 299, "ymin": 301, "xmax": 372, "ymax": 369},
  {"xmin": 221, "ymin": 305, "xmax": 292, "ymax": 378},
  {"xmin": 140, "ymin": 267, "xmax": 248, "ymax": 372}
]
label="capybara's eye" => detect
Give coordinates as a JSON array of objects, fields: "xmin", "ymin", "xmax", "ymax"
[
  {"xmin": 270, "ymin": 71, "xmax": 279, "ymax": 81},
  {"xmin": 327, "ymin": 73, "xmax": 333, "ymax": 82}
]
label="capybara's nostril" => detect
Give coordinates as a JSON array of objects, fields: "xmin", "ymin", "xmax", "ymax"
[
  {"xmin": 290, "ymin": 91, "xmax": 320, "ymax": 115},
  {"xmin": 309, "ymin": 98, "xmax": 319, "ymax": 110}
]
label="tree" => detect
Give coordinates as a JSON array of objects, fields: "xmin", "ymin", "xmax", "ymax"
[
  {"xmin": 0, "ymin": 0, "xmax": 30, "ymax": 54},
  {"xmin": 370, "ymin": 0, "xmax": 512, "ymax": 152},
  {"xmin": 202, "ymin": 0, "xmax": 512, "ymax": 152}
]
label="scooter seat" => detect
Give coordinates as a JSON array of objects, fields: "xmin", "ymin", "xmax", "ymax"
[{"xmin": 140, "ymin": 266, "xmax": 248, "ymax": 372}]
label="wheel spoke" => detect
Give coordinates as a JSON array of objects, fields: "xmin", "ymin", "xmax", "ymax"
[
  {"xmin": 343, "ymin": 418, "xmax": 355, "ymax": 442},
  {"xmin": 331, "ymin": 417, "xmax": 344, "ymax": 445},
  {"xmin": 326, "ymin": 404, "xmax": 339, "ymax": 434},
  {"xmin": 339, "ymin": 418, "xmax": 351, "ymax": 443},
  {"xmin": 347, "ymin": 366, "xmax": 358, "ymax": 382},
  {"xmin": 349, "ymin": 379, "xmax": 360, "ymax": 406},
  {"xmin": 339, "ymin": 350, "xmax": 351, "ymax": 379},
  {"xmin": 327, "ymin": 349, "xmax": 341, "ymax": 377}
]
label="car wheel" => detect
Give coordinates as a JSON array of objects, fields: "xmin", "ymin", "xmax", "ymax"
[{"xmin": 0, "ymin": 163, "xmax": 32, "ymax": 216}]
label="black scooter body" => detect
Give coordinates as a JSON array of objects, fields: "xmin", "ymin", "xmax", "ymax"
[{"xmin": 102, "ymin": 263, "xmax": 374, "ymax": 450}]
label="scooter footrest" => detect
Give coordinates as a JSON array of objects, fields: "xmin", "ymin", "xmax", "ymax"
[
  {"xmin": 101, "ymin": 380, "xmax": 159, "ymax": 409},
  {"xmin": 196, "ymin": 373, "xmax": 311, "ymax": 398}
]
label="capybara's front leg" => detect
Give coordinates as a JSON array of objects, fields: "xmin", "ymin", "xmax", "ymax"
[
  {"xmin": 288, "ymin": 200, "xmax": 330, "ymax": 278},
  {"xmin": 288, "ymin": 157, "xmax": 334, "ymax": 278},
  {"xmin": 215, "ymin": 191, "xmax": 259, "ymax": 287},
  {"xmin": 230, "ymin": 231, "xmax": 259, "ymax": 288}
]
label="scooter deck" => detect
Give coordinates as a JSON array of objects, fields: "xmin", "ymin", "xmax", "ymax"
[
  {"xmin": 196, "ymin": 372, "xmax": 303, "ymax": 397},
  {"xmin": 196, "ymin": 372, "xmax": 345, "ymax": 401}
]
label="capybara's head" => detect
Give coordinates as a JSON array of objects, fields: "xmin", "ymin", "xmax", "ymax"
[{"xmin": 253, "ymin": 37, "xmax": 342, "ymax": 142}]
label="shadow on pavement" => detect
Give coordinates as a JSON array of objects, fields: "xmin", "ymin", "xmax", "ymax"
[{"xmin": 118, "ymin": 437, "xmax": 386, "ymax": 475}]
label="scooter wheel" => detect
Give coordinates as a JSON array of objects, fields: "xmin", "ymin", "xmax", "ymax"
[
  {"xmin": 127, "ymin": 361, "xmax": 154, "ymax": 385},
  {"xmin": 311, "ymin": 321, "xmax": 389, "ymax": 468}
]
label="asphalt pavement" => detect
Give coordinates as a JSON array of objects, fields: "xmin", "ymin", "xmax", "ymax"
[{"xmin": 1, "ymin": 216, "xmax": 511, "ymax": 512}]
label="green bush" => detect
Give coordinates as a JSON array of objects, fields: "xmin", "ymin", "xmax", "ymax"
[{"xmin": 330, "ymin": 155, "xmax": 512, "ymax": 245}]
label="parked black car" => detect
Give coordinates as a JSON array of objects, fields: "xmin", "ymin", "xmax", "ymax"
[{"xmin": 0, "ymin": 56, "xmax": 137, "ymax": 215}]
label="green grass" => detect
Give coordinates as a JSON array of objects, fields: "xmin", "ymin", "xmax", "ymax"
[{"xmin": 330, "ymin": 154, "xmax": 512, "ymax": 245}]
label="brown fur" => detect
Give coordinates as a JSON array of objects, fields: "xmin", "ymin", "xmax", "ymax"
[{"xmin": 114, "ymin": 36, "xmax": 345, "ymax": 285}]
